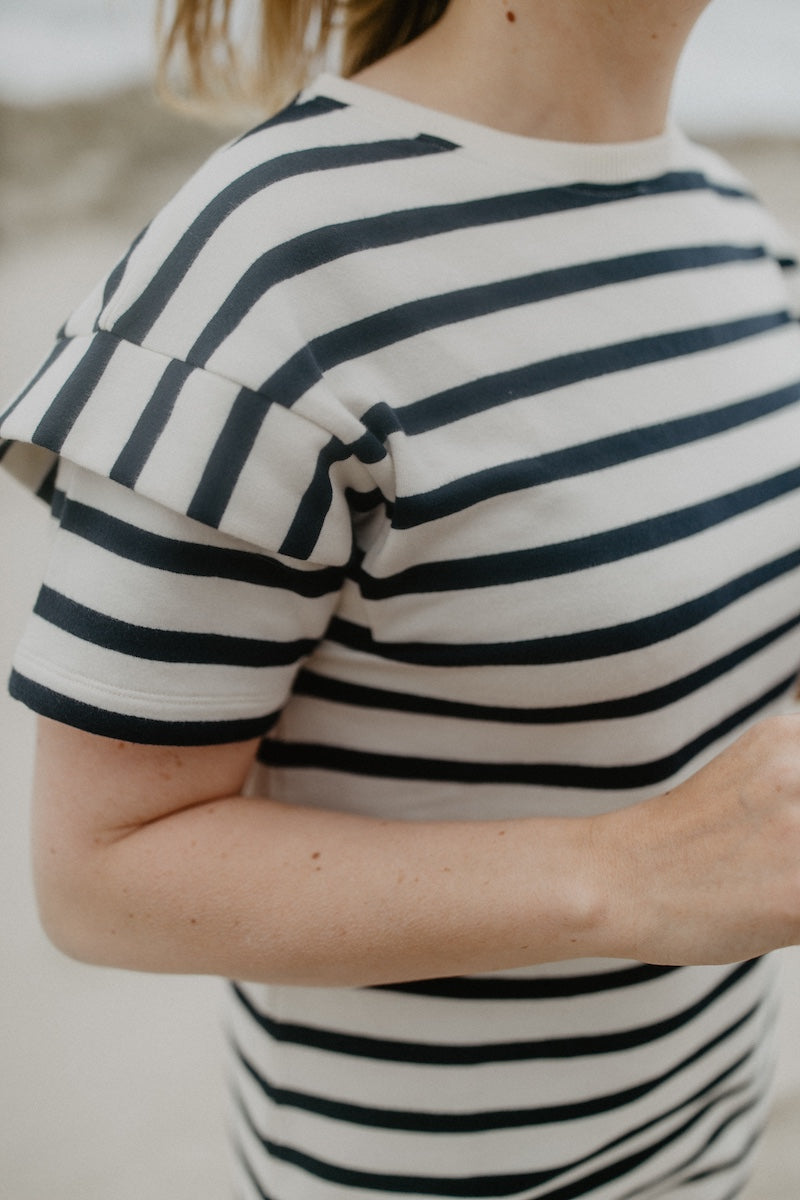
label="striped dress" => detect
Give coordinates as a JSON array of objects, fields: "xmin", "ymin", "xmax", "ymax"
[{"xmin": 3, "ymin": 74, "xmax": 800, "ymax": 1199}]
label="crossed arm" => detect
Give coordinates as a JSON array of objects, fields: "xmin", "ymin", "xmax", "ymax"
[{"xmin": 32, "ymin": 711, "xmax": 800, "ymax": 986}]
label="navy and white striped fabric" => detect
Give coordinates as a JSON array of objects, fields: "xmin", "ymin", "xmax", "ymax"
[{"xmin": 3, "ymin": 74, "xmax": 800, "ymax": 1198}]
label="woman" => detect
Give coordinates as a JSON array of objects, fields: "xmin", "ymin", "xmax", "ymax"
[{"xmin": 2, "ymin": 1, "xmax": 800, "ymax": 1196}]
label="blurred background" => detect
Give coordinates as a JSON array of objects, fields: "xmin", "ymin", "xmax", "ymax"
[{"xmin": 0, "ymin": 1, "xmax": 798, "ymax": 1197}]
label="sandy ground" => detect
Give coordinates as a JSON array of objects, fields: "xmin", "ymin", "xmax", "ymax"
[{"xmin": 1, "ymin": 89, "xmax": 799, "ymax": 1197}]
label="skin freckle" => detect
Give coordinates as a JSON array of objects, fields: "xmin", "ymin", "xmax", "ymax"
[{"xmin": 311, "ymin": 851, "xmax": 321, "ymax": 859}]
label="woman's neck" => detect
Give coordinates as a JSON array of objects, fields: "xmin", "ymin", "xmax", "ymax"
[{"xmin": 353, "ymin": 0, "xmax": 712, "ymax": 143}]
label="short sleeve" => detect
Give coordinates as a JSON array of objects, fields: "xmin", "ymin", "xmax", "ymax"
[
  {"xmin": 8, "ymin": 463, "xmax": 346, "ymax": 744},
  {"xmin": 0, "ymin": 120, "xmax": 398, "ymax": 742},
  {"xmin": 0, "ymin": 114, "xmax": 392, "ymax": 561},
  {"xmin": 0, "ymin": 321, "xmax": 377, "ymax": 742},
  {"xmin": 0, "ymin": 326, "xmax": 382, "ymax": 567}
]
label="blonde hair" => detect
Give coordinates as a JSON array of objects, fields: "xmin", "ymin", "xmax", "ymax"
[{"xmin": 157, "ymin": 0, "xmax": 450, "ymax": 114}]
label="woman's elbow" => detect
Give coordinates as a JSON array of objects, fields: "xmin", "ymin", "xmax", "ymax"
[{"xmin": 32, "ymin": 835, "xmax": 132, "ymax": 968}]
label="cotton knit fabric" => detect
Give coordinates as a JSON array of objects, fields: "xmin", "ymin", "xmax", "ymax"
[{"xmin": 3, "ymin": 74, "xmax": 800, "ymax": 1199}]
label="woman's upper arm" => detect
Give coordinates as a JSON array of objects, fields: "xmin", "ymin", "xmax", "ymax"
[
  {"xmin": 32, "ymin": 716, "xmax": 260, "ymax": 863},
  {"xmin": 31, "ymin": 716, "xmax": 261, "ymax": 957}
]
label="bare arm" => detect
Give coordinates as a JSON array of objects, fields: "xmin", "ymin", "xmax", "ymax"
[
  {"xmin": 32, "ymin": 718, "xmax": 604, "ymax": 985},
  {"xmin": 31, "ymin": 713, "xmax": 800, "ymax": 986}
]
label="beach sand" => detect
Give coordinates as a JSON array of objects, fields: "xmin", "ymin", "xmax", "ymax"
[{"xmin": 1, "ymin": 87, "xmax": 798, "ymax": 1198}]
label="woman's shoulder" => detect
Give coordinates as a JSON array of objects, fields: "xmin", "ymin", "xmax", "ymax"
[
  {"xmin": 129, "ymin": 79, "xmax": 452, "ymax": 268},
  {"xmin": 82, "ymin": 80, "xmax": 456, "ymax": 346}
]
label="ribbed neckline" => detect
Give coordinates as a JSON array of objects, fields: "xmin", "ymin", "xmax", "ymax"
[{"xmin": 308, "ymin": 73, "xmax": 693, "ymax": 187}]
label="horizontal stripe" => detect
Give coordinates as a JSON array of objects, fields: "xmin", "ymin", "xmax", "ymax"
[
  {"xmin": 679, "ymin": 1127, "xmax": 762, "ymax": 1197},
  {"xmin": 230, "ymin": 960, "xmax": 758, "ymax": 1065},
  {"xmin": 192, "ymin": 175, "xmax": 743, "ymax": 373},
  {"xmin": 359, "ymin": 463, "xmax": 800, "ymax": 599},
  {"xmin": 375, "ymin": 963, "xmax": 678, "ymax": 999},
  {"xmin": 236, "ymin": 94, "xmax": 348, "ymax": 143},
  {"xmin": 8, "ymin": 670, "xmax": 277, "ymax": 745},
  {"xmin": 262, "ymin": 243, "xmax": 770, "ymax": 419},
  {"xmin": 21, "ymin": 312, "xmax": 793, "ymax": 541},
  {"xmin": 33, "ymin": 585, "xmax": 317, "ymax": 666},
  {"xmin": 185, "ymin": 173, "xmax": 751, "ymax": 528},
  {"xmin": 391, "ymin": 378, "xmax": 800, "ymax": 529},
  {"xmin": 193, "ymin": 293, "xmax": 785, "ymax": 539},
  {"xmin": 232, "ymin": 1072, "xmax": 758, "ymax": 1197},
  {"xmin": 4, "ymin": 89, "xmax": 786, "ymax": 1200},
  {"xmin": 258, "ymin": 674, "xmax": 793, "ymax": 790},
  {"xmin": 644, "ymin": 1091, "xmax": 765, "ymax": 1200},
  {"xmin": 294, "ymin": 608, "xmax": 800, "ymax": 721},
  {"xmin": 52, "ymin": 492, "xmax": 344, "ymax": 596},
  {"xmin": 328, "ymin": 545, "xmax": 800, "ymax": 665},
  {"xmin": 114, "ymin": 135, "xmax": 458, "ymax": 346},
  {"xmin": 289, "ymin": 358, "xmax": 798, "ymax": 563},
  {"xmin": 599, "ymin": 1094, "xmax": 760, "ymax": 1200},
  {"xmin": 393, "ymin": 310, "xmax": 793, "ymax": 437},
  {"xmin": 231, "ymin": 1003, "xmax": 758, "ymax": 1134}
]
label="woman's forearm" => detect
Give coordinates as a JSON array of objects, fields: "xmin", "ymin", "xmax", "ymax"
[
  {"xmin": 40, "ymin": 788, "xmax": 606, "ymax": 986},
  {"xmin": 33, "ymin": 712, "xmax": 800, "ymax": 985}
]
